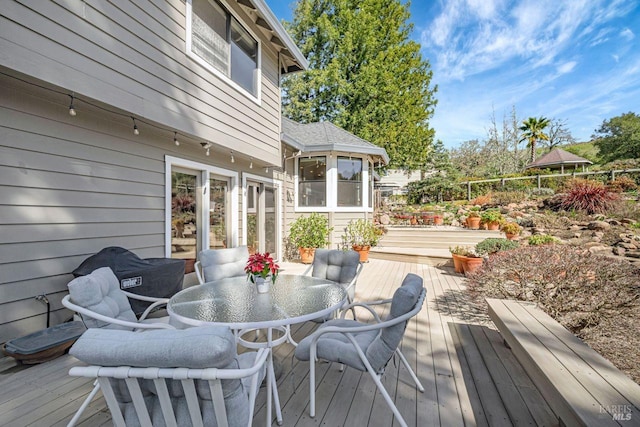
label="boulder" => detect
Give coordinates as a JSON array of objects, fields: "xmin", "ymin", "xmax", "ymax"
[{"xmin": 587, "ymin": 221, "xmax": 610, "ymax": 231}]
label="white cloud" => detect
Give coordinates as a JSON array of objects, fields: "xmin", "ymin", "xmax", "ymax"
[
  {"xmin": 557, "ymin": 61, "xmax": 577, "ymax": 75},
  {"xmin": 620, "ymin": 28, "xmax": 635, "ymax": 41}
]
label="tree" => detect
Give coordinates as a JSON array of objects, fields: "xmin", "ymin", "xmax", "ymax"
[
  {"xmin": 545, "ymin": 118, "xmax": 576, "ymax": 152},
  {"xmin": 519, "ymin": 116, "xmax": 550, "ymax": 163},
  {"xmin": 407, "ymin": 140, "xmax": 461, "ymax": 203},
  {"xmin": 282, "ymin": 0, "xmax": 437, "ymax": 170},
  {"xmin": 593, "ymin": 112, "xmax": 640, "ymax": 162}
]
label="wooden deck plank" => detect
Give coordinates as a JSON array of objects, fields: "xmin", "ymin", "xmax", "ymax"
[{"xmin": 483, "ymin": 324, "xmax": 558, "ymax": 427}]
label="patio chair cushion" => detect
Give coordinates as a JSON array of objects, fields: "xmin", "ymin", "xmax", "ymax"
[
  {"xmin": 366, "ymin": 273, "xmax": 423, "ymax": 371},
  {"xmin": 69, "ymin": 325, "xmax": 236, "ymax": 369},
  {"xmin": 294, "ymin": 319, "xmax": 380, "ymax": 371},
  {"xmin": 70, "ymin": 326, "xmax": 255, "ymax": 427},
  {"xmin": 199, "ymin": 246, "xmax": 249, "ymax": 282},
  {"xmin": 311, "ymin": 249, "xmax": 360, "ymax": 285},
  {"xmin": 67, "ymin": 267, "xmax": 137, "ymax": 330}
]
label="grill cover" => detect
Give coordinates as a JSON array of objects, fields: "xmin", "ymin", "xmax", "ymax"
[{"xmin": 73, "ymin": 247, "xmax": 185, "ymax": 316}]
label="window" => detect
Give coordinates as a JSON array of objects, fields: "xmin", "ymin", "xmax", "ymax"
[
  {"xmin": 188, "ymin": 0, "xmax": 259, "ymax": 97},
  {"xmin": 337, "ymin": 156, "xmax": 362, "ymax": 207},
  {"xmin": 298, "ymin": 156, "xmax": 326, "ymax": 207}
]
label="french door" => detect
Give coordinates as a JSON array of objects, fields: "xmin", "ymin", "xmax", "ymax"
[
  {"xmin": 165, "ymin": 156, "xmax": 238, "ymax": 259},
  {"xmin": 245, "ymin": 177, "xmax": 280, "ymax": 260}
]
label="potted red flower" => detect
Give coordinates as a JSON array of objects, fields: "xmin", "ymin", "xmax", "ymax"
[{"xmin": 244, "ymin": 252, "xmax": 279, "ymax": 293}]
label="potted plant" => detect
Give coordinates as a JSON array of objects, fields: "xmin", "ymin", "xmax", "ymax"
[
  {"xmin": 466, "ymin": 209, "xmax": 481, "ymax": 229},
  {"xmin": 500, "ymin": 222, "xmax": 521, "ymax": 240},
  {"xmin": 244, "ymin": 252, "xmax": 279, "ymax": 293},
  {"xmin": 461, "ymin": 249, "xmax": 483, "ymax": 275},
  {"xmin": 288, "ymin": 213, "xmax": 333, "ymax": 264},
  {"xmin": 480, "ymin": 209, "xmax": 503, "ymax": 230},
  {"xmin": 449, "ymin": 245, "xmax": 471, "ymax": 273},
  {"xmin": 344, "ymin": 219, "xmax": 384, "ymax": 262}
]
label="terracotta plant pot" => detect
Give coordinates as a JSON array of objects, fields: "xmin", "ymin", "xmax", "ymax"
[
  {"xmin": 433, "ymin": 215, "xmax": 444, "ymax": 225},
  {"xmin": 487, "ymin": 221, "xmax": 500, "ymax": 231},
  {"xmin": 451, "ymin": 253, "xmax": 465, "ymax": 274},
  {"xmin": 462, "ymin": 256, "xmax": 483, "ymax": 275},
  {"xmin": 505, "ymin": 233, "xmax": 517, "ymax": 240},
  {"xmin": 299, "ymin": 247, "xmax": 315, "ymax": 264},
  {"xmin": 466, "ymin": 217, "xmax": 481, "ymax": 230},
  {"xmin": 352, "ymin": 245, "xmax": 371, "ymax": 262},
  {"xmin": 410, "ymin": 216, "xmax": 418, "ymax": 225}
]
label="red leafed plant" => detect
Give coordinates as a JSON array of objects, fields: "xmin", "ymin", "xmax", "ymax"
[
  {"xmin": 245, "ymin": 252, "xmax": 279, "ymax": 283},
  {"xmin": 559, "ymin": 179, "xmax": 620, "ymax": 214}
]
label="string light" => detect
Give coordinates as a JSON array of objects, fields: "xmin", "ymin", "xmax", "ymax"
[
  {"xmin": 173, "ymin": 132, "xmax": 180, "ymax": 146},
  {"xmin": 230, "ymin": 151, "xmax": 235, "ymax": 163},
  {"xmin": 131, "ymin": 117, "xmax": 139, "ymax": 135},
  {"xmin": 265, "ymin": 167, "xmax": 269, "ymax": 173},
  {"xmin": 249, "ymin": 158, "xmax": 253, "ymax": 169},
  {"xmin": 201, "ymin": 142, "xmax": 212, "ymax": 156},
  {"xmin": 68, "ymin": 94, "xmax": 76, "ymax": 116}
]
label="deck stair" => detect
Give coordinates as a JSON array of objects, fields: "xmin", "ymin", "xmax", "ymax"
[{"xmin": 370, "ymin": 226, "xmax": 501, "ymax": 265}]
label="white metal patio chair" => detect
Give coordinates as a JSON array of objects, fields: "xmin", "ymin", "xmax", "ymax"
[
  {"xmin": 195, "ymin": 246, "xmax": 249, "ymax": 285},
  {"xmin": 68, "ymin": 326, "xmax": 268, "ymax": 427},
  {"xmin": 62, "ymin": 266, "xmax": 175, "ymax": 426},
  {"xmin": 303, "ymin": 249, "xmax": 363, "ymax": 320},
  {"xmin": 294, "ymin": 273, "xmax": 426, "ymax": 427}
]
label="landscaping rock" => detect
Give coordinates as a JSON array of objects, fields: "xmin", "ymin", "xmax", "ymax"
[
  {"xmin": 588, "ymin": 245, "xmax": 612, "ymax": 255},
  {"xmin": 613, "ymin": 247, "xmax": 626, "ymax": 256},
  {"xmin": 626, "ymin": 251, "xmax": 640, "ymax": 259},
  {"xmin": 587, "ymin": 220, "xmax": 610, "ymax": 230},
  {"xmin": 619, "ymin": 242, "xmax": 638, "ymax": 250},
  {"xmin": 379, "ymin": 214, "xmax": 390, "ymax": 225}
]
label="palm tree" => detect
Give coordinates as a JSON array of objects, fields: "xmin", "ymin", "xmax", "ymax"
[{"xmin": 519, "ymin": 116, "xmax": 550, "ymax": 163}]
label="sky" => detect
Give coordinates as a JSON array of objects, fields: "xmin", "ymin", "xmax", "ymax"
[{"xmin": 265, "ymin": 0, "xmax": 640, "ymax": 149}]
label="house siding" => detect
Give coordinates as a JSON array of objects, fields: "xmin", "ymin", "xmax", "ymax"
[{"xmin": 0, "ymin": 0, "xmax": 282, "ymax": 166}]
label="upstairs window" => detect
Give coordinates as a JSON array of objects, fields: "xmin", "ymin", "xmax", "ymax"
[{"xmin": 188, "ymin": 0, "xmax": 259, "ymax": 98}]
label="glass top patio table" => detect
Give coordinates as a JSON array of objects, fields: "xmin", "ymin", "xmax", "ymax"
[{"xmin": 167, "ymin": 274, "xmax": 347, "ymax": 329}]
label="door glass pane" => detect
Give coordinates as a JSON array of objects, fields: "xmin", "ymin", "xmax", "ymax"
[
  {"xmin": 171, "ymin": 171, "xmax": 198, "ymax": 260},
  {"xmin": 264, "ymin": 186, "xmax": 277, "ymax": 258},
  {"xmin": 209, "ymin": 178, "xmax": 228, "ymax": 249},
  {"xmin": 247, "ymin": 184, "xmax": 258, "ymax": 254}
]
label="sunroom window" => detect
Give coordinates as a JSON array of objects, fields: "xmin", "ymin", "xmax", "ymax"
[
  {"xmin": 189, "ymin": 0, "xmax": 259, "ymax": 97},
  {"xmin": 337, "ymin": 156, "xmax": 362, "ymax": 207},
  {"xmin": 298, "ymin": 156, "xmax": 326, "ymax": 207}
]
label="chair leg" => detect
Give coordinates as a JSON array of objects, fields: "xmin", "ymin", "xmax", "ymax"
[
  {"xmin": 396, "ymin": 348, "xmax": 425, "ymax": 392},
  {"xmin": 367, "ymin": 369, "xmax": 408, "ymax": 427},
  {"xmin": 67, "ymin": 381, "xmax": 101, "ymax": 427}
]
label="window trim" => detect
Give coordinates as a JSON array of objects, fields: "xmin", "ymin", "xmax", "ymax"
[
  {"xmin": 294, "ymin": 153, "xmax": 373, "ymax": 213},
  {"xmin": 186, "ymin": 0, "xmax": 262, "ymax": 104},
  {"xmin": 165, "ymin": 155, "xmax": 239, "ymax": 257}
]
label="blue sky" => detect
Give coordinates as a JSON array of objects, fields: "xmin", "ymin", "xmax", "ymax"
[{"xmin": 265, "ymin": 0, "xmax": 640, "ymax": 148}]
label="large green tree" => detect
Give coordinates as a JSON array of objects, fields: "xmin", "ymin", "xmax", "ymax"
[
  {"xmin": 593, "ymin": 112, "xmax": 640, "ymax": 163},
  {"xmin": 519, "ymin": 116, "xmax": 550, "ymax": 163},
  {"xmin": 282, "ymin": 0, "xmax": 437, "ymax": 170}
]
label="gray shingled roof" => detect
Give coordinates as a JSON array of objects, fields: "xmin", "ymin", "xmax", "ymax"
[
  {"xmin": 281, "ymin": 117, "xmax": 389, "ymax": 164},
  {"xmin": 525, "ymin": 148, "xmax": 592, "ymax": 169}
]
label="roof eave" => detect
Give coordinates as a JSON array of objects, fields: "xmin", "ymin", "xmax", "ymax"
[
  {"xmin": 281, "ymin": 136, "xmax": 389, "ymax": 164},
  {"xmin": 250, "ymin": 0, "xmax": 308, "ymax": 72}
]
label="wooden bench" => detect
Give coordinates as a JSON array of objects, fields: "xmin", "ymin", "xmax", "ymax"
[{"xmin": 487, "ymin": 298, "xmax": 640, "ymax": 426}]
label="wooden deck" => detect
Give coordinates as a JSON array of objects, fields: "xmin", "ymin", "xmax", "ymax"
[{"xmin": 0, "ymin": 259, "xmax": 557, "ymax": 426}]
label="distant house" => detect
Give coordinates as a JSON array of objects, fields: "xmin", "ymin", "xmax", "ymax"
[
  {"xmin": 525, "ymin": 148, "xmax": 593, "ymax": 173},
  {"xmin": 376, "ymin": 169, "xmax": 424, "ymax": 196},
  {"xmin": 278, "ymin": 118, "xmax": 389, "ymax": 246},
  {"xmin": 0, "ymin": 0, "xmax": 307, "ymax": 343}
]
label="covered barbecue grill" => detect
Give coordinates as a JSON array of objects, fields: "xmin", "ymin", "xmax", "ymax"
[{"xmin": 72, "ymin": 247, "xmax": 185, "ymax": 316}]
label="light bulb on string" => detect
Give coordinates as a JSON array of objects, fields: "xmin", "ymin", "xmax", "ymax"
[
  {"xmin": 231, "ymin": 151, "xmax": 235, "ymax": 163},
  {"xmin": 68, "ymin": 94, "xmax": 76, "ymax": 116},
  {"xmin": 132, "ymin": 117, "xmax": 139, "ymax": 135},
  {"xmin": 249, "ymin": 158, "xmax": 253, "ymax": 169},
  {"xmin": 173, "ymin": 132, "xmax": 180, "ymax": 146}
]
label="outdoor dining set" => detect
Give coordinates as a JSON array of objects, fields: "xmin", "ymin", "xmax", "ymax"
[{"xmin": 62, "ymin": 246, "xmax": 426, "ymax": 427}]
